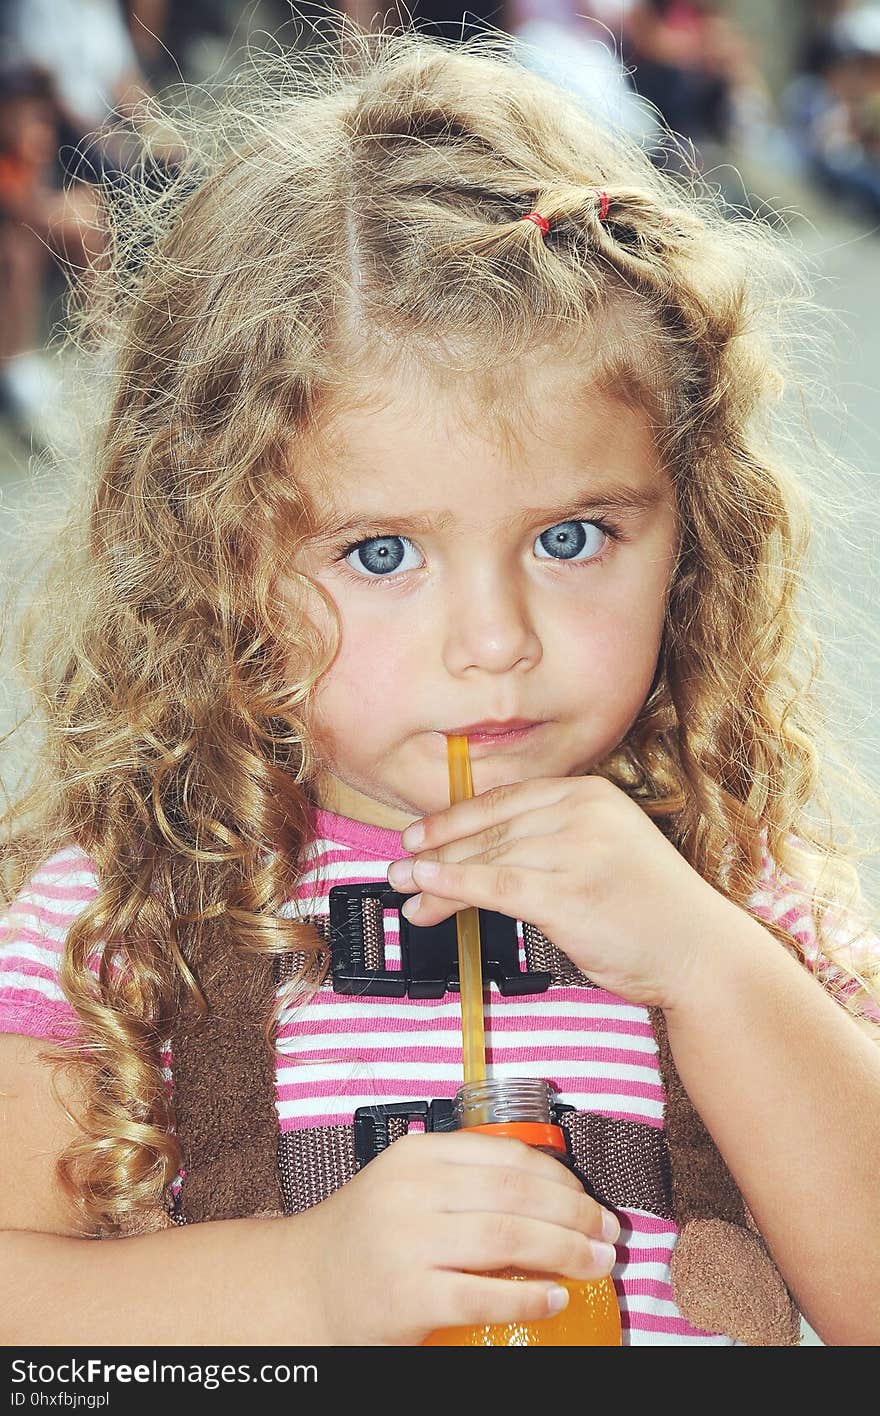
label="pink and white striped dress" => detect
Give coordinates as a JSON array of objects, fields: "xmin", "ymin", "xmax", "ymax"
[{"xmin": 1, "ymin": 808, "xmax": 876, "ymax": 1344}]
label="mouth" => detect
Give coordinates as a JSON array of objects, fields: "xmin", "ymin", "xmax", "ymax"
[{"xmin": 433, "ymin": 720, "xmax": 546, "ymax": 751}]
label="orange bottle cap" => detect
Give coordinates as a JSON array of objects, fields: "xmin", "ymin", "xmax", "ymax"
[{"xmin": 467, "ymin": 1121, "xmax": 567, "ymax": 1152}]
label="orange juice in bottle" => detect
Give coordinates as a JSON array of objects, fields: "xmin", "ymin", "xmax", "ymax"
[{"xmin": 423, "ymin": 1077, "xmax": 622, "ymax": 1346}]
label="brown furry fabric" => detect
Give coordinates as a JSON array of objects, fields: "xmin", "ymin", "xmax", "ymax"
[
  {"xmin": 670, "ymin": 1219, "xmax": 802, "ymax": 1346},
  {"xmin": 168, "ymin": 939, "xmax": 283, "ymax": 1224},
  {"xmin": 650, "ymin": 1007, "xmax": 801, "ymax": 1345},
  {"xmin": 117, "ymin": 1207, "xmax": 174, "ymax": 1237}
]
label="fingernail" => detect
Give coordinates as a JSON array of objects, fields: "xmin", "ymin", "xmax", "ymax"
[
  {"xmin": 591, "ymin": 1240, "xmax": 617, "ymax": 1273},
  {"xmin": 547, "ymin": 1285, "xmax": 570, "ymax": 1315},
  {"xmin": 401, "ymin": 896, "xmax": 421, "ymax": 920},
  {"xmin": 401, "ymin": 822, "xmax": 424, "ymax": 850},
  {"xmin": 601, "ymin": 1209, "xmax": 621, "ymax": 1244},
  {"xmin": 387, "ymin": 859, "xmax": 412, "ymax": 887}
]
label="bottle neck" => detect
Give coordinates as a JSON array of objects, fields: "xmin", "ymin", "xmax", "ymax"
[
  {"xmin": 454, "ymin": 1076, "xmax": 553, "ymax": 1127},
  {"xmin": 453, "ymin": 1077, "xmax": 566, "ymax": 1153}
]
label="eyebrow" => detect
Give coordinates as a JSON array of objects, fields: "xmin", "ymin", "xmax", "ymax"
[{"xmin": 313, "ymin": 482, "xmax": 667, "ymax": 541}]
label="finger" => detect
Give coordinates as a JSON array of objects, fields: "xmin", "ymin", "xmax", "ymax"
[
  {"xmin": 400, "ymin": 832, "xmax": 565, "ymax": 925},
  {"xmin": 423, "ymin": 1269, "xmax": 575, "ymax": 1333},
  {"xmin": 427, "ymin": 1160, "xmax": 619, "ymax": 1245},
  {"xmin": 398, "ymin": 1131, "xmax": 586, "ymax": 1193},
  {"xmin": 400, "ymin": 892, "xmax": 471, "ymax": 924},
  {"xmin": 402, "ymin": 885, "xmax": 518, "ymax": 927},
  {"xmin": 402, "ymin": 802, "xmax": 572, "ymax": 876},
  {"xmin": 403, "ymin": 778, "xmax": 572, "ymax": 852},
  {"xmin": 409, "ymin": 856, "xmax": 532, "ymax": 919},
  {"xmin": 432, "ymin": 1211, "xmax": 618, "ymax": 1284}
]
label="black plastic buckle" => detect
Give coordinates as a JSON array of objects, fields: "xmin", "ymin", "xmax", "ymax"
[
  {"xmin": 329, "ymin": 882, "xmax": 552, "ymax": 998},
  {"xmin": 354, "ymin": 1098, "xmax": 456, "ymax": 1168},
  {"xmin": 354, "ymin": 1098, "xmax": 577, "ymax": 1169}
]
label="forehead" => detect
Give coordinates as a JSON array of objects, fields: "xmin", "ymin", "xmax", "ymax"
[{"xmin": 300, "ymin": 350, "xmax": 669, "ymax": 514}]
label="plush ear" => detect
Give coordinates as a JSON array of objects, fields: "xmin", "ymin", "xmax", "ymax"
[{"xmin": 649, "ymin": 1007, "xmax": 801, "ymax": 1345}]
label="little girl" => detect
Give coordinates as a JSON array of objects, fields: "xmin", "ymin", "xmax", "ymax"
[{"xmin": 1, "ymin": 23, "xmax": 879, "ymax": 1347}]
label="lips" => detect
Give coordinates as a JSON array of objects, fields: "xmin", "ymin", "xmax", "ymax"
[
  {"xmin": 441, "ymin": 719, "xmax": 541, "ymax": 735},
  {"xmin": 433, "ymin": 720, "xmax": 546, "ymax": 752}
]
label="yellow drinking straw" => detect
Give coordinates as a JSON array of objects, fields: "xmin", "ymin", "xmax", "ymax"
[{"xmin": 446, "ymin": 735, "xmax": 487, "ymax": 1087}]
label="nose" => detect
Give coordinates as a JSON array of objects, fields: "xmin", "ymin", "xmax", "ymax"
[{"xmin": 442, "ymin": 569, "xmax": 542, "ymax": 676}]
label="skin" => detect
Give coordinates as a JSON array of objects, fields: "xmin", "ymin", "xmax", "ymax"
[
  {"xmin": 280, "ymin": 360, "xmax": 880, "ymax": 1343},
  {"xmin": 288, "ymin": 359, "xmax": 680, "ymax": 829}
]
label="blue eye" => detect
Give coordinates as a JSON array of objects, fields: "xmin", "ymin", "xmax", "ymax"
[
  {"xmin": 341, "ymin": 535, "xmax": 423, "ymax": 577},
  {"xmin": 334, "ymin": 518, "xmax": 622, "ymax": 583},
  {"xmin": 534, "ymin": 520, "xmax": 606, "ymax": 561}
]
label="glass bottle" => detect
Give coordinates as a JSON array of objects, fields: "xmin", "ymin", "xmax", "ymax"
[{"xmin": 423, "ymin": 1077, "xmax": 622, "ymax": 1346}]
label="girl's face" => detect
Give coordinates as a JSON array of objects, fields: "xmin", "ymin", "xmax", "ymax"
[{"xmin": 287, "ymin": 360, "xmax": 679, "ymax": 830}]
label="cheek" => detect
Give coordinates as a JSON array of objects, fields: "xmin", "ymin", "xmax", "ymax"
[
  {"xmin": 313, "ymin": 598, "xmax": 418, "ymax": 718},
  {"xmin": 567, "ymin": 619, "xmax": 648, "ymax": 682},
  {"xmin": 563, "ymin": 585, "xmax": 666, "ymax": 698}
]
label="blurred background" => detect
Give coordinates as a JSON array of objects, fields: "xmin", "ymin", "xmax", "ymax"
[{"xmin": 1, "ymin": 1, "xmax": 879, "ymax": 1347}]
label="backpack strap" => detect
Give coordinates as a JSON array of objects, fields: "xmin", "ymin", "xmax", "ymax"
[
  {"xmin": 284, "ymin": 886, "xmax": 587, "ymax": 995},
  {"xmin": 161, "ymin": 906, "xmax": 800, "ymax": 1343},
  {"xmin": 276, "ymin": 1103, "xmax": 674, "ymax": 1220}
]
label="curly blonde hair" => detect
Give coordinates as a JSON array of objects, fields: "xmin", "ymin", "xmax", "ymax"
[{"xmin": 1, "ymin": 20, "xmax": 878, "ymax": 1234}]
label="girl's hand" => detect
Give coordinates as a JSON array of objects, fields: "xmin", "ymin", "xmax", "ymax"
[
  {"xmin": 388, "ymin": 775, "xmax": 738, "ymax": 1010},
  {"xmin": 295, "ymin": 1129, "xmax": 620, "ymax": 1345}
]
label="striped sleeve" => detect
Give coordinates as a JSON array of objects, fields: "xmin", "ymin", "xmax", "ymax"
[
  {"xmin": 0, "ymin": 846, "xmax": 101, "ymax": 1042},
  {"xmin": 747, "ymin": 836, "xmax": 880, "ymax": 1024}
]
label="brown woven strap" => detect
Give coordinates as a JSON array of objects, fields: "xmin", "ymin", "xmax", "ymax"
[
  {"xmin": 278, "ymin": 1108, "xmax": 673, "ymax": 1220},
  {"xmin": 275, "ymin": 909, "xmax": 669, "ymax": 1218},
  {"xmin": 559, "ymin": 1110, "xmax": 673, "ymax": 1220},
  {"xmin": 286, "ymin": 908, "xmax": 595, "ymax": 989}
]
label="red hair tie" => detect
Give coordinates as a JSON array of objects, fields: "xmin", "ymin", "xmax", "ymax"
[
  {"xmin": 520, "ymin": 191, "xmax": 609, "ymax": 238},
  {"xmin": 520, "ymin": 211, "xmax": 550, "ymax": 236}
]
